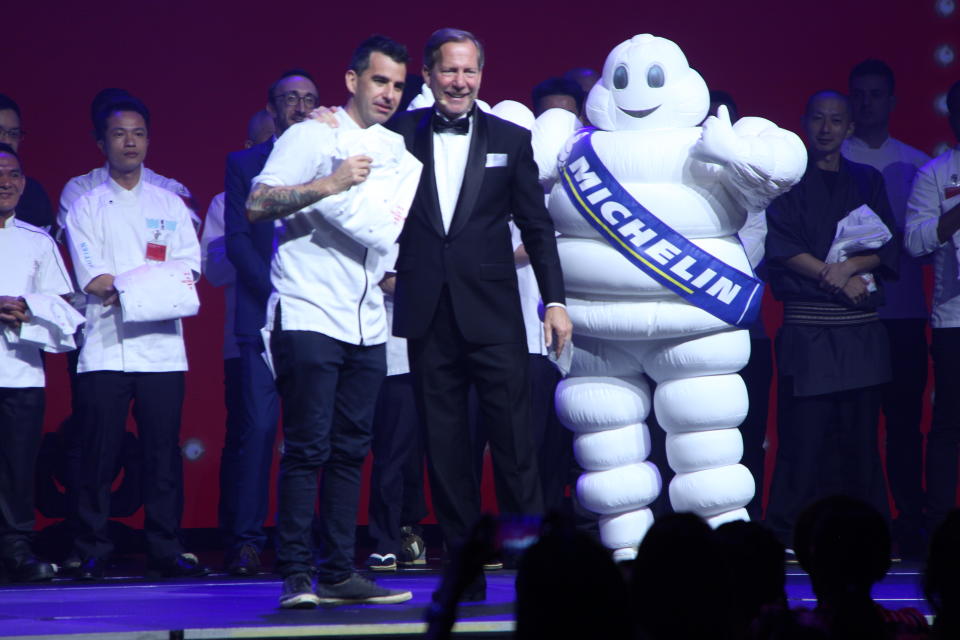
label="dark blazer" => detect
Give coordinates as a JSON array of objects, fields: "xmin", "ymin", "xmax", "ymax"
[
  {"xmin": 389, "ymin": 107, "xmax": 565, "ymax": 344},
  {"xmin": 224, "ymin": 139, "xmax": 275, "ymax": 337}
]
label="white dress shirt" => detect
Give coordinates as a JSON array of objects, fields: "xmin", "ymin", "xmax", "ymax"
[
  {"xmin": 66, "ymin": 177, "xmax": 201, "ymax": 373},
  {"xmin": 905, "ymin": 147, "xmax": 960, "ymax": 328},
  {"xmin": 0, "ymin": 215, "xmax": 78, "ymax": 387},
  {"xmin": 256, "ymin": 109, "xmax": 416, "ymax": 346},
  {"xmin": 432, "ymin": 113, "xmax": 472, "ymax": 233},
  {"xmin": 842, "ymin": 136, "xmax": 931, "ymax": 319},
  {"xmin": 199, "ymin": 192, "xmax": 239, "ymax": 360}
]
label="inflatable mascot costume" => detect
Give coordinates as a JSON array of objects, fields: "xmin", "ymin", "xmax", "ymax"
[{"xmin": 535, "ymin": 34, "xmax": 806, "ymax": 561}]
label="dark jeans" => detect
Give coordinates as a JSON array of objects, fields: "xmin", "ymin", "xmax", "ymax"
[
  {"xmin": 218, "ymin": 336, "xmax": 280, "ymax": 553},
  {"xmin": 927, "ymin": 327, "xmax": 960, "ymax": 531},
  {"xmin": 271, "ymin": 328, "xmax": 385, "ymax": 581},
  {"xmin": 73, "ymin": 371, "xmax": 185, "ymax": 561},
  {"xmin": 368, "ymin": 373, "xmax": 427, "ymax": 556},
  {"xmin": 766, "ymin": 376, "xmax": 889, "ymax": 546},
  {"xmin": 880, "ymin": 318, "xmax": 927, "ymax": 526},
  {"xmin": 0, "ymin": 387, "xmax": 44, "ymax": 543}
]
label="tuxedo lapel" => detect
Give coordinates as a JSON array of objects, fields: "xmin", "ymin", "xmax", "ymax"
[
  {"xmin": 413, "ymin": 112, "xmax": 445, "ymax": 238},
  {"xmin": 447, "ymin": 110, "xmax": 488, "ymax": 239}
]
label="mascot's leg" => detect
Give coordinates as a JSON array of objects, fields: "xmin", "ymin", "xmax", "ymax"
[
  {"xmin": 646, "ymin": 329, "xmax": 755, "ymax": 527},
  {"xmin": 556, "ymin": 369, "xmax": 659, "ymax": 562}
]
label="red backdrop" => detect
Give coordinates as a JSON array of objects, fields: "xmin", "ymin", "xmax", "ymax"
[{"xmin": 8, "ymin": 0, "xmax": 957, "ymax": 528}]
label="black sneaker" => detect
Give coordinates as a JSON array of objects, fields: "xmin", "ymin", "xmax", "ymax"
[
  {"xmin": 146, "ymin": 552, "xmax": 210, "ymax": 578},
  {"xmin": 226, "ymin": 544, "xmax": 261, "ymax": 576},
  {"xmin": 399, "ymin": 527, "xmax": 426, "ymax": 566},
  {"xmin": 365, "ymin": 553, "xmax": 397, "ymax": 572},
  {"xmin": 315, "ymin": 573, "xmax": 412, "ymax": 605},
  {"xmin": 280, "ymin": 573, "xmax": 320, "ymax": 609}
]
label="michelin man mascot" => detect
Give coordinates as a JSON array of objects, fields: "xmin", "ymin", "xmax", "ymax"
[{"xmin": 535, "ymin": 34, "xmax": 806, "ymax": 561}]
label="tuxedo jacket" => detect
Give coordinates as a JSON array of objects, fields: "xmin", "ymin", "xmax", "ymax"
[
  {"xmin": 224, "ymin": 139, "xmax": 275, "ymax": 337},
  {"xmin": 389, "ymin": 107, "xmax": 565, "ymax": 344}
]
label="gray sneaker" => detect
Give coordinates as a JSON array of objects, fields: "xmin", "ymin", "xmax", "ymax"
[
  {"xmin": 315, "ymin": 572, "xmax": 413, "ymax": 605},
  {"xmin": 279, "ymin": 573, "xmax": 320, "ymax": 609}
]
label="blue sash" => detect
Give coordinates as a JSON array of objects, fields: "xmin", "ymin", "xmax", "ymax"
[{"xmin": 559, "ymin": 129, "xmax": 762, "ymax": 328}]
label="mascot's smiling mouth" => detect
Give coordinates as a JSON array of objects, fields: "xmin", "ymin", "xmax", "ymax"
[{"xmin": 618, "ymin": 104, "xmax": 661, "ymax": 118}]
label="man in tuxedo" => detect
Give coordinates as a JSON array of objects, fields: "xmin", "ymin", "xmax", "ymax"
[
  {"xmin": 389, "ymin": 28, "xmax": 571, "ymax": 599},
  {"xmin": 221, "ymin": 69, "xmax": 318, "ymax": 575}
]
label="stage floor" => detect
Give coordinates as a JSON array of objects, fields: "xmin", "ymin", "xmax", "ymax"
[{"xmin": 0, "ymin": 562, "xmax": 932, "ymax": 639}]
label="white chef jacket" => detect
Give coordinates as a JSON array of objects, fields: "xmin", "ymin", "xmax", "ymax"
[
  {"xmin": 256, "ymin": 109, "xmax": 415, "ymax": 346},
  {"xmin": 0, "ymin": 215, "xmax": 77, "ymax": 388},
  {"xmin": 65, "ymin": 177, "xmax": 201, "ymax": 373},
  {"xmin": 199, "ymin": 192, "xmax": 239, "ymax": 360},
  {"xmin": 842, "ymin": 136, "xmax": 931, "ymax": 319},
  {"xmin": 905, "ymin": 148, "xmax": 960, "ymax": 328},
  {"xmin": 59, "ymin": 164, "xmax": 199, "ymax": 231}
]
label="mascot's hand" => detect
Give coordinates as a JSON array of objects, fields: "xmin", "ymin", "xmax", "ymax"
[{"xmin": 693, "ymin": 105, "xmax": 746, "ymax": 166}]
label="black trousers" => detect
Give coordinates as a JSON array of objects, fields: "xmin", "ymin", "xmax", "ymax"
[
  {"xmin": 0, "ymin": 387, "xmax": 44, "ymax": 545},
  {"xmin": 879, "ymin": 319, "xmax": 927, "ymax": 526},
  {"xmin": 408, "ymin": 288, "xmax": 543, "ymax": 553},
  {"xmin": 368, "ymin": 373, "xmax": 428, "ymax": 556},
  {"xmin": 740, "ymin": 336, "xmax": 773, "ymax": 521},
  {"xmin": 766, "ymin": 376, "xmax": 889, "ymax": 545},
  {"xmin": 927, "ymin": 327, "xmax": 960, "ymax": 531},
  {"xmin": 74, "ymin": 371, "xmax": 185, "ymax": 561},
  {"xmin": 218, "ymin": 336, "xmax": 280, "ymax": 554},
  {"xmin": 271, "ymin": 327, "xmax": 385, "ymax": 581},
  {"xmin": 528, "ymin": 354, "xmax": 571, "ymax": 513}
]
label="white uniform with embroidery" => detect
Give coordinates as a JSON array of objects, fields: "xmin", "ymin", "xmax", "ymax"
[
  {"xmin": 534, "ymin": 34, "xmax": 806, "ymax": 559},
  {"xmin": 0, "ymin": 217, "xmax": 79, "ymax": 388},
  {"xmin": 65, "ymin": 178, "xmax": 201, "ymax": 373}
]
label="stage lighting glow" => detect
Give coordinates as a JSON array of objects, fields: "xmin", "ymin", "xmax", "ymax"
[
  {"xmin": 183, "ymin": 438, "xmax": 206, "ymax": 461},
  {"xmin": 934, "ymin": 44, "xmax": 956, "ymax": 66},
  {"xmin": 935, "ymin": 0, "xmax": 955, "ymax": 17}
]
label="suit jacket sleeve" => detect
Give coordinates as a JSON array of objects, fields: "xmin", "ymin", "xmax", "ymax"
[
  {"xmin": 509, "ymin": 128, "xmax": 565, "ymax": 305},
  {"xmin": 224, "ymin": 153, "xmax": 273, "ymax": 302}
]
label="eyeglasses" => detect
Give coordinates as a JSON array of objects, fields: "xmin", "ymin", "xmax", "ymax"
[
  {"xmin": 273, "ymin": 92, "xmax": 319, "ymax": 109},
  {"xmin": 0, "ymin": 126, "xmax": 23, "ymax": 142}
]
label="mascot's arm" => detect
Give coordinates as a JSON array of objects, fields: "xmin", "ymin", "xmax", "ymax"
[
  {"xmin": 531, "ymin": 108, "xmax": 581, "ymax": 191},
  {"xmin": 693, "ymin": 105, "xmax": 807, "ymax": 212}
]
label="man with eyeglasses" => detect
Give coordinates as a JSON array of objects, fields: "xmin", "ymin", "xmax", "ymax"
[
  {"xmin": 0, "ymin": 95, "xmax": 56, "ymax": 232},
  {"xmin": 219, "ymin": 69, "xmax": 318, "ymax": 576}
]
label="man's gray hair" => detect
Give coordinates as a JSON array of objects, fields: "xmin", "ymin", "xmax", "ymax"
[{"xmin": 423, "ymin": 28, "xmax": 484, "ymax": 70}]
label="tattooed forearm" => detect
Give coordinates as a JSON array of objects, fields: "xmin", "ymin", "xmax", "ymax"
[{"xmin": 246, "ymin": 182, "xmax": 329, "ymax": 222}]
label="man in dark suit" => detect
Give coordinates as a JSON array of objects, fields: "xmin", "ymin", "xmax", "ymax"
[
  {"xmin": 221, "ymin": 69, "xmax": 318, "ymax": 575},
  {"xmin": 389, "ymin": 28, "xmax": 571, "ymax": 599}
]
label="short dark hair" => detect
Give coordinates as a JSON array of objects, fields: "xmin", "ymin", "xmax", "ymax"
[
  {"xmin": 267, "ymin": 69, "xmax": 316, "ymax": 105},
  {"xmin": 948, "ymin": 79, "xmax": 960, "ymax": 116},
  {"xmin": 90, "ymin": 88, "xmax": 131, "ymax": 128},
  {"xmin": 94, "ymin": 98, "xmax": 151, "ymax": 141},
  {"xmin": 804, "ymin": 89, "xmax": 851, "ymax": 119},
  {"xmin": 423, "ymin": 28, "xmax": 484, "ymax": 70},
  {"xmin": 0, "ymin": 142, "xmax": 20, "ymax": 163},
  {"xmin": 0, "ymin": 94, "xmax": 21, "ymax": 119},
  {"xmin": 849, "ymin": 59, "xmax": 895, "ymax": 95},
  {"xmin": 350, "ymin": 35, "xmax": 409, "ymax": 75},
  {"xmin": 531, "ymin": 77, "xmax": 585, "ymax": 114}
]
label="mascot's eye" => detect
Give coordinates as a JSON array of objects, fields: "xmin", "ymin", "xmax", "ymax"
[
  {"xmin": 613, "ymin": 65, "xmax": 628, "ymax": 90},
  {"xmin": 646, "ymin": 64, "xmax": 665, "ymax": 88}
]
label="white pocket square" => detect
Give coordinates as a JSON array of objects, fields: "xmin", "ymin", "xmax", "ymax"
[{"xmin": 485, "ymin": 153, "xmax": 508, "ymax": 167}]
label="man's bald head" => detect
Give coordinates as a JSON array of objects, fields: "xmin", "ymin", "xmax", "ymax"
[{"xmin": 245, "ymin": 109, "xmax": 276, "ymax": 148}]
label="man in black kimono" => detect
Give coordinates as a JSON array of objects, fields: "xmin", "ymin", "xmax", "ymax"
[{"xmin": 764, "ymin": 90, "xmax": 898, "ymax": 546}]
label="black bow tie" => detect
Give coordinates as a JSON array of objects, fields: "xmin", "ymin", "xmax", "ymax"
[{"xmin": 433, "ymin": 116, "xmax": 469, "ymax": 135}]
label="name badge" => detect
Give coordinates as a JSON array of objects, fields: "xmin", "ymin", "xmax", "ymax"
[
  {"xmin": 146, "ymin": 242, "xmax": 167, "ymax": 262},
  {"xmin": 485, "ymin": 153, "xmax": 508, "ymax": 168}
]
